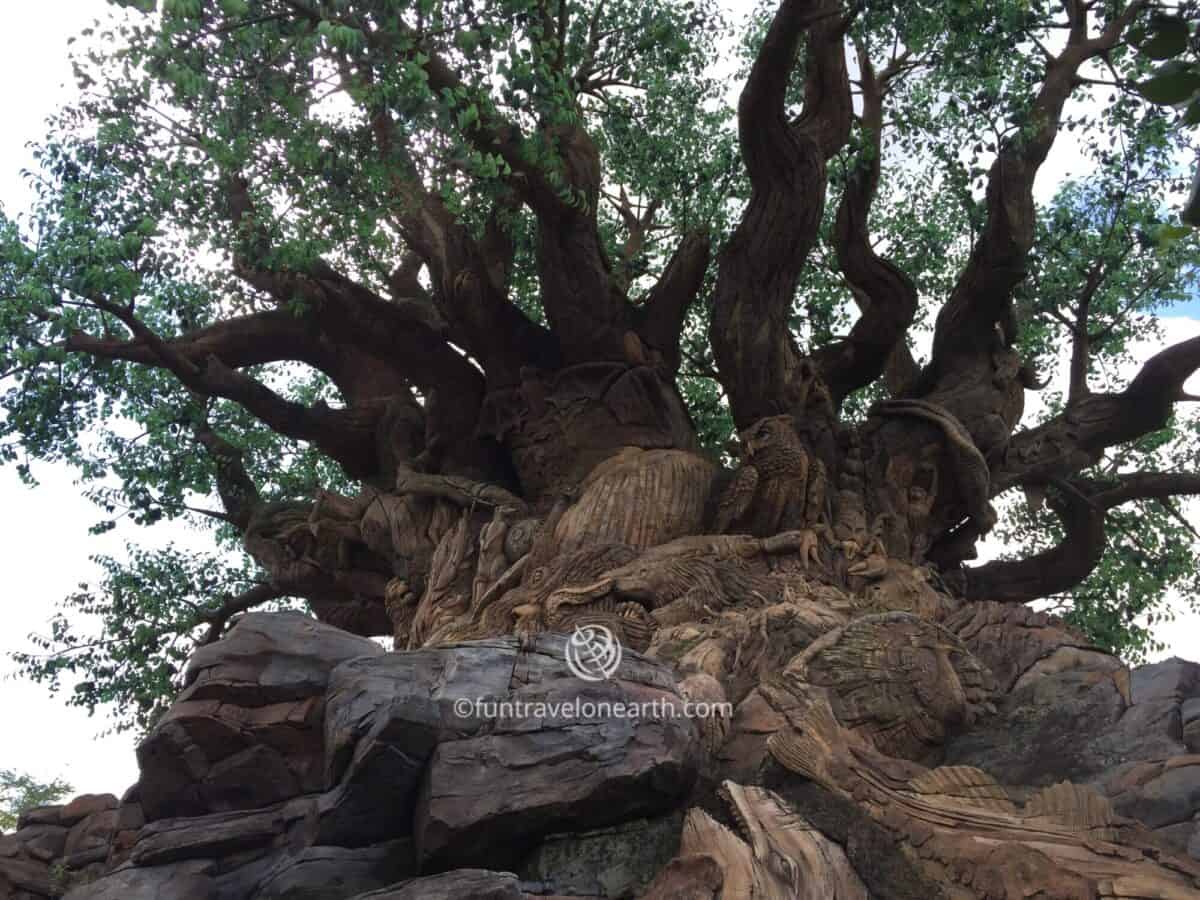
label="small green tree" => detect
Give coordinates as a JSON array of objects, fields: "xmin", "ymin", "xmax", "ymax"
[{"xmin": 0, "ymin": 769, "xmax": 73, "ymax": 832}]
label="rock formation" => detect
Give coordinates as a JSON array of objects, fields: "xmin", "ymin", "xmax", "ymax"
[{"xmin": 4, "ymin": 597, "xmax": 1199, "ymax": 900}]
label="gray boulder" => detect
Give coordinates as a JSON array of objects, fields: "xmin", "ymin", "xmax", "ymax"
[
  {"xmin": 61, "ymin": 860, "xmax": 216, "ymax": 900},
  {"xmin": 321, "ymin": 634, "xmax": 699, "ymax": 865},
  {"xmin": 136, "ymin": 612, "xmax": 382, "ymax": 822},
  {"xmin": 347, "ymin": 870, "xmax": 534, "ymax": 900}
]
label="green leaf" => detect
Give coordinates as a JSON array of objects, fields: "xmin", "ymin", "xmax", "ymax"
[
  {"xmin": 1139, "ymin": 16, "xmax": 1191, "ymax": 61},
  {"xmin": 457, "ymin": 30, "xmax": 481, "ymax": 53},
  {"xmin": 1136, "ymin": 62, "xmax": 1200, "ymax": 106},
  {"xmin": 0, "ymin": 770, "xmax": 73, "ymax": 831},
  {"xmin": 1151, "ymin": 222, "xmax": 1192, "ymax": 247},
  {"xmin": 1184, "ymin": 98, "xmax": 1200, "ymax": 127}
]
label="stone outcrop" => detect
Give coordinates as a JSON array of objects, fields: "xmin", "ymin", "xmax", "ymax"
[
  {"xmin": 347, "ymin": 869, "xmax": 551, "ymax": 900},
  {"xmin": 314, "ymin": 632, "xmax": 697, "ymax": 862},
  {"xmin": 6, "ymin": 605, "xmax": 1200, "ymax": 899},
  {"xmin": 1, "ymin": 794, "xmax": 119, "ymax": 898},
  {"xmin": 136, "ymin": 611, "xmax": 384, "ymax": 823},
  {"xmin": 6, "ymin": 612, "xmax": 699, "ymax": 899}
]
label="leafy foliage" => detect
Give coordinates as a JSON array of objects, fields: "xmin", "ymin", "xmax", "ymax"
[
  {"xmin": 1126, "ymin": 5, "xmax": 1200, "ymax": 224},
  {"xmin": 0, "ymin": 770, "xmax": 73, "ymax": 833},
  {"xmin": 11, "ymin": 546, "xmax": 299, "ymax": 732}
]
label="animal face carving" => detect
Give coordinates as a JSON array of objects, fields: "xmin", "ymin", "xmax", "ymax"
[
  {"xmin": 738, "ymin": 415, "xmax": 798, "ymax": 459},
  {"xmin": 716, "ymin": 415, "xmax": 814, "ymax": 537}
]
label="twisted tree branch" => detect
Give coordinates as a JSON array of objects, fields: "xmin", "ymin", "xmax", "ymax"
[
  {"xmin": 709, "ymin": 0, "xmax": 852, "ymax": 425},
  {"xmin": 965, "ymin": 468, "xmax": 1200, "ymax": 603},
  {"xmin": 995, "ymin": 334, "xmax": 1200, "ymax": 493},
  {"xmin": 80, "ymin": 293, "xmax": 389, "ymax": 478},
  {"xmin": 929, "ymin": 0, "xmax": 1148, "ymax": 375},
  {"xmin": 635, "ymin": 231, "xmax": 711, "ymax": 371}
]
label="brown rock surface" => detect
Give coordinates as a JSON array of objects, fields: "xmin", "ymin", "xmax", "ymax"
[
  {"xmin": 180, "ymin": 611, "xmax": 384, "ymax": 706},
  {"xmin": 136, "ymin": 611, "xmax": 381, "ymax": 822},
  {"xmin": 323, "ymin": 633, "xmax": 699, "ymax": 866},
  {"xmin": 0, "ymin": 826, "xmax": 67, "ymax": 864},
  {"xmin": 58, "ymin": 797, "xmax": 117, "ymax": 829},
  {"xmin": 0, "ymin": 856, "xmax": 54, "ymax": 898},
  {"xmin": 36, "ymin": 610, "xmax": 1200, "ymax": 899},
  {"xmin": 61, "ymin": 860, "xmax": 216, "ymax": 900},
  {"xmin": 345, "ymin": 869, "xmax": 533, "ymax": 900},
  {"xmin": 251, "ymin": 841, "xmax": 415, "ymax": 900},
  {"xmin": 945, "ymin": 601, "xmax": 1101, "ymax": 693},
  {"xmin": 128, "ymin": 801, "xmax": 308, "ymax": 867},
  {"xmin": 416, "ymin": 679, "xmax": 697, "ymax": 868},
  {"xmin": 62, "ymin": 810, "xmax": 118, "ymax": 865}
]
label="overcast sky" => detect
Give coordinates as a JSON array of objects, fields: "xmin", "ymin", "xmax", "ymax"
[{"xmin": 0, "ymin": 1, "xmax": 1197, "ymax": 801}]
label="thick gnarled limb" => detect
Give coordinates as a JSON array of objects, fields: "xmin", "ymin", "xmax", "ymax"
[
  {"xmin": 928, "ymin": 0, "xmax": 1149, "ymax": 377},
  {"xmin": 995, "ymin": 335, "xmax": 1200, "ymax": 493},
  {"xmin": 966, "ymin": 471, "xmax": 1200, "ymax": 603},
  {"xmin": 65, "ymin": 308, "xmax": 406, "ymax": 403},
  {"xmin": 635, "ymin": 231, "xmax": 711, "ymax": 372},
  {"xmin": 709, "ymin": 0, "xmax": 852, "ymax": 427}
]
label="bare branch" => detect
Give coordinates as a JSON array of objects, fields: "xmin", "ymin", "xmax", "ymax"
[
  {"xmin": 928, "ymin": 0, "xmax": 1148, "ymax": 376},
  {"xmin": 387, "ymin": 249, "xmax": 429, "ymax": 302},
  {"xmin": 635, "ymin": 231, "xmax": 711, "ymax": 371},
  {"xmin": 199, "ymin": 583, "xmax": 284, "ymax": 645},
  {"xmin": 65, "ymin": 308, "xmax": 406, "ymax": 404},
  {"xmin": 192, "ymin": 415, "xmax": 261, "ymax": 531},
  {"xmin": 966, "ymin": 468, "xmax": 1200, "ymax": 603},
  {"xmin": 608, "ymin": 187, "xmax": 663, "ymax": 291},
  {"xmin": 81, "ymin": 292, "xmax": 388, "ymax": 478},
  {"xmin": 964, "ymin": 484, "xmax": 1105, "ymax": 603},
  {"xmin": 1088, "ymin": 470, "xmax": 1200, "ymax": 507},
  {"xmin": 223, "ymin": 175, "xmax": 510, "ymax": 474}
]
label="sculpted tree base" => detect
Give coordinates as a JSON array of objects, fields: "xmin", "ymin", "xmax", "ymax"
[
  {"xmin": 24, "ymin": 587, "xmax": 1200, "ymax": 900},
  {"xmin": 220, "ymin": 368, "xmax": 1200, "ymax": 898}
]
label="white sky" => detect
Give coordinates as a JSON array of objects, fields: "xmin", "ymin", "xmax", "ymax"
[{"xmin": 0, "ymin": 0, "xmax": 1196, "ymax": 799}]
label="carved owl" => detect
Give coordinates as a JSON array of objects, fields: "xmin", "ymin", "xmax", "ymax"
[{"xmin": 715, "ymin": 415, "xmax": 809, "ymax": 537}]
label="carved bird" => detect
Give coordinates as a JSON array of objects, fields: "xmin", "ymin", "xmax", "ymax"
[{"xmin": 715, "ymin": 415, "xmax": 810, "ymax": 537}]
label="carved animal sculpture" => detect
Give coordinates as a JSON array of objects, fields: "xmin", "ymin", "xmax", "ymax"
[
  {"xmin": 641, "ymin": 782, "xmax": 870, "ymax": 899},
  {"xmin": 715, "ymin": 415, "xmax": 810, "ymax": 537},
  {"xmin": 873, "ymin": 399, "xmax": 998, "ymax": 536},
  {"xmin": 850, "ymin": 558, "xmax": 959, "ymax": 621},
  {"xmin": 767, "ymin": 699, "xmax": 1200, "ymax": 899},
  {"xmin": 243, "ymin": 501, "xmax": 392, "ymax": 636},
  {"xmin": 544, "ymin": 531, "xmax": 818, "ymax": 626},
  {"xmin": 442, "ymin": 542, "xmax": 641, "ymax": 643},
  {"xmin": 784, "ymin": 612, "xmax": 993, "ymax": 763}
]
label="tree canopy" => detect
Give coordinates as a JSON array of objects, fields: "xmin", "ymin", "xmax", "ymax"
[{"xmin": 2, "ymin": 0, "xmax": 1200, "ymax": 732}]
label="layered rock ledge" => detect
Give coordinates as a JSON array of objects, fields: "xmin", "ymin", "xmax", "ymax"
[{"xmin": 2, "ymin": 607, "xmax": 1199, "ymax": 899}]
